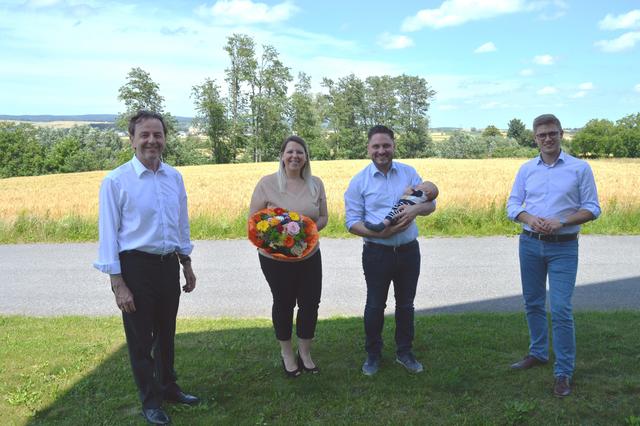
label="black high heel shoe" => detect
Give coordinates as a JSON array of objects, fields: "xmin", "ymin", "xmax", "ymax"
[
  {"xmin": 297, "ymin": 352, "xmax": 320, "ymax": 374},
  {"xmin": 281, "ymin": 358, "xmax": 301, "ymax": 378}
]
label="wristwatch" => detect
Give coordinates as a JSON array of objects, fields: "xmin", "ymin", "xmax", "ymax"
[{"xmin": 178, "ymin": 254, "xmax": 192, "ymax": 266}]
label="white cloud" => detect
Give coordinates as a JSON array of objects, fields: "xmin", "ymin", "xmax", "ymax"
[
  {"xmin": 599, "ymin": 10, "xmax": 640, "ymax": 30},
  {"xmin": 401, "ymin": 0, "xmax": 526, "ymax": 31},
  {"xmin": 427, "ymin": 74, "xmax": 524, "ymax": 103},
  {"xmin": 25, "ymin": 0, "xmax": 61, "ymax": 8},
  {"xmin": 537, "ymin": 86, "xmax": 557, "ymax": 95},
  {"xmin": 635, "ymin": 84, "xmax": 640, "ymax": 93},
  {"xmin": 519, "ymin": 68, "xmax": 534, "ymax": 76},
  {"xmin": 533, "ymin": 54, "xmax": 554, "ymax": 65},
  {"xmin": 436, "ymin": 104, "xmax": 458, "ymax": 111},
  {"xmin": 571, "ymin": 91, "xmax": 586, "ymax": 98},
  {"xmin": 481, "ymin": 101, "xmax": 503, "ymax": 109},
  {"xmin": 595, "ymin": 31, "xmax": 640, "ymax": 52},
  {"xmin": 377, "ymin": 32, "xmax": 414, "ymax": 50},
  {"xmin": 530, "ymin": 0, "xmax": 569, "ymax": 21},
  {"xmin": 474, "ymin": 42, "xmax": 496, "ymax": 53},
  {"xmin": 578, "ymin": 82, "xmax": 593, "ymax": 90},
  {"xmin": 196, "ymin": 0, "xmax": 298, "ymax": 24}
]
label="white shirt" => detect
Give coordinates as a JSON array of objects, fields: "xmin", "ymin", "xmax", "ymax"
[
  {"xmin": 344, "ymin": 161, "xmax": 423, "ymax": 246},
  {"xmin": 93, "ymin": 156, "xmax": 193, "ymax": 275}
]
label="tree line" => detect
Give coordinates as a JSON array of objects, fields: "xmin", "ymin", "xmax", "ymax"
[{"xmin": 1, "ymin": 32, "xmax": 639, "ymax": 179}]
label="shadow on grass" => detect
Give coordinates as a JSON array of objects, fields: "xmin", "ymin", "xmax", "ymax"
[
  {"xmin": 24, "ymin": 309, "xmax": 640, "ymax": 425},
  {"xmin": 416, "ymin": 275, "xmax": 640, "ymax": 315}
]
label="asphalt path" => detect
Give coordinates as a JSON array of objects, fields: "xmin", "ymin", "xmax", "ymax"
[{"xmin": 1, "ymin": 236, "xmax": 638, "ymax": 317}]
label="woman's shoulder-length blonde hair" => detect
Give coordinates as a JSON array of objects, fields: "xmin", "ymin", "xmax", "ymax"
[{"xmin": 276, "ymin": 135, "xmax": 318, "ymax": 197}]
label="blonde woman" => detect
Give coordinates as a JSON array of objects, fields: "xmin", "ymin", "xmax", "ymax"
[{"xmin": 249, "ymin": 135, "xmax": 328, "ymax": 377}]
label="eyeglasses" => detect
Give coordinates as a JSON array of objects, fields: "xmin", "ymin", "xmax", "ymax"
[{"xmin": 535, "ymin": 131, "xmax": 560, "ymax": 140}]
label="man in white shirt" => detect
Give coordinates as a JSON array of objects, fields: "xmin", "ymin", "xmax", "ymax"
[
  {"xmin": 507, "ymin": 114, "xmax": 600, "ymax": 398},
  {"xmin": 94, "ymin": 111, "xmax": 199, "ymax": 425},
  {"xmin": 344, "ymin": 125, "xmax": 436, "ymax": 376}
]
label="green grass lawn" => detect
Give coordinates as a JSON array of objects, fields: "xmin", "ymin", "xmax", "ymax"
[
  {"xmin": 1, "ymin": 204, "xmax": 639, "ymax": 243},
  {"xmin": 1, "ymin": 314, "xmax": 639, "ymax": 425}
]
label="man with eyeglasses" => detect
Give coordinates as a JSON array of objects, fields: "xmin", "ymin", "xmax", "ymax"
[{"xmin": 506, "ymin": 114, "xmax": 601, "ymax": 398}]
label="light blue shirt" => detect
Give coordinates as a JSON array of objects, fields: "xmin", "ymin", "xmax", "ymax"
[
  {"xmin": 93, "ymin": 156, "xmax": 193, "ymax": 275},
  {"xmin": 507, "ymin": 151, "xmax": 601, "ymax": 234},
  {"xmin": 344, "ymin": 161, "xmax": 423, "ymax": 246}
]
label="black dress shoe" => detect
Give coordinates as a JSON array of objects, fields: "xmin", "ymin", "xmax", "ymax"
[
  {"xmin": 297, "ymin": 352, "xmax": 320, "ymax": 374},
  {"xmin": 164, "ymin": 391, "xmax": 200, "ymax": 406},
  {"xmin": 281, "ymin": 358, "xmax": 301, "ymax": 378},
  {"xmin": 510, "ymin": 355, "xmax": 548, "ymax": 370},
  {"xmin": 141, "ymin": 407, "xmax": 170, "ymax": 425}
]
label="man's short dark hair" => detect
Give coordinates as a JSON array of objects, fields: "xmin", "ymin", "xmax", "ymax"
[
  {"xmin": 532, "ymin": 114, "xmax": 562, "ymax": 132},
  {"xmin": 128, "ymin": 110, "xmax": 167, "ymax": 137},
  {"xmin": 368, "ymin": 125, "xmax": 394, "ymax": 141}
]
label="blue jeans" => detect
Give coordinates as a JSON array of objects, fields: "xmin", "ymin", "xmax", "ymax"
[
  {"xmin": 362, "ymin": 240, "xmax": 421, "ymax": 358},
  {"xmin": 519, "ymin": 234, "xmax": 579, "ymax": 378}
]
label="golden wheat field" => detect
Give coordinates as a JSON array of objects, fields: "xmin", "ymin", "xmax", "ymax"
[{"xmin": 1, "ymin": 158, "xmax": 639, "ymax": 222}]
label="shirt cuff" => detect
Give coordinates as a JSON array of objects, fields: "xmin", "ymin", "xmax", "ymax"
[
  {"xmin": 507, "ymin": 207, "xmax": 525, "ymax": 222},
  {"xmin": 93, "ymin": 261, "xmax": 121, "ymax": 275}
]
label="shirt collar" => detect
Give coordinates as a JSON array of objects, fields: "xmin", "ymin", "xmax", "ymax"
[
  {"xmin": 536, "ymin": 150, "xmax": 566, "ymax": 167},
  {"xmin": 368, "ymin": 160, "xmax": 397, "ymax": 177},
  {"xmin": 131, "ymin": 155, "xmax": 165, "ymax": 177}
]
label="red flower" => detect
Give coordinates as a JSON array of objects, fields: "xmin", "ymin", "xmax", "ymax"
[{"xmin": 274, "ymin": 207, "xmax": 285, "ymax": 215}]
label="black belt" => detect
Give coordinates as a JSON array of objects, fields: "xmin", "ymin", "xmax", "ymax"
[
  {"xmin": 522, "ymin": 230, "xmax": 578, "ymax": 242},
  {"xmin": 120, "ymin": 249, "xmax": 177, "ymax": 262},
  {"xmin": 364, "ymin": 240, "xmax": 418, "ymax": 253}
]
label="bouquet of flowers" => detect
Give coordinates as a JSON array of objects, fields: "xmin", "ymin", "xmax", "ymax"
[{"xmin": 248, "ymin": 208, "xmax": 319, "ymax": 259}]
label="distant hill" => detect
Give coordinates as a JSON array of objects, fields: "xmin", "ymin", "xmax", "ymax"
[
  {"xmin": 0, "ymin": 114, "xmax": 193, "ymax": 130},
  {"xmin": 0, "ymin": 114, "xmax": 118, "ymax": 122}
]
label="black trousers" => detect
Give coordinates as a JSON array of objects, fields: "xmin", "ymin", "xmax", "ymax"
[
  {"xmin": 119, "ymin": 251, "xmax": 181, "ymax": 409},
  {"xmin": 259, "ymin": 250, "xmax": 322, "ymax": 341}
]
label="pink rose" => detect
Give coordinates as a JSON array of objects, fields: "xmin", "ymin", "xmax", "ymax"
[{"xmin": 285, "ymin": 221, "xmax": 300, "ymax": 236}]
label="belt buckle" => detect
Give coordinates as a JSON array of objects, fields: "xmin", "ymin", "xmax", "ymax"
[{"xmin": 536, "ymin": 233, "xmax": 544, "ymax": 241}]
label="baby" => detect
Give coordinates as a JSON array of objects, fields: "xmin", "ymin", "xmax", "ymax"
[{"xmin": 364, "ymin": 181, "xmax": 439, "ymax": 232}]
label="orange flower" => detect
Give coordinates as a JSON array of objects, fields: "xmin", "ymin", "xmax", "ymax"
[{"xmin": 284, "ymin": 235, "xmax": 295, "ymax": 248}]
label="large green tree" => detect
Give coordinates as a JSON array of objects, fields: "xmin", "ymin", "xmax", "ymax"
[
  {"xmin": 507, "ymin": 118, "xmax": 535, "ymax": 148},
  {"xmin": 0, "ymin": 123, "xmax": 45, "ymax": 178},
  {"xmin": 616, "ymin": 113, "xmax": 640, "ymax": 157},
  {"xmin": 192, "ymin": 78, "xmax": 229, "ymax": 163},
  {"xmin": 224, "ymin": 34, "xmax": 257, "ymax": 161},
  {"xmin": 482, "ymin": 125, "xmax": 501, "ymax": 137},
  {"xmin": 252, "ymin": 44, "xmax": 292, "ymax": 161},
  {"xmin": 322, "ymin": 74, "xmax": 368, "ymax": 159},
  {"xmin": 116, "ymin": 67, "xmax": 180, "ymax": 163},
  {"xmin": 394, "ymin": 74, "xmax": 435, "ymax": 157},
  {"xmin": 290, "ymin": 72, "xmax": 326, "ymax": 158},
  {"xmin": 571, "ymin": 119, "xmax": 621, "ymax": 157}
]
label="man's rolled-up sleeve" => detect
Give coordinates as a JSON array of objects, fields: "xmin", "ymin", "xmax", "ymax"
[
  {"xmin": 93, "ymin": 178, "xmax": 122, "ymax": 274},
  {"xmin": 506, "ymin": 166, "xmax": 526, "ymax": 221},
  {"xmin": 344, "ymin": 179, "xmax": 363, "ymax": 231},
  {"xmin": 579, "ymin": 164, "xmax": 601, "ymax": 219}
]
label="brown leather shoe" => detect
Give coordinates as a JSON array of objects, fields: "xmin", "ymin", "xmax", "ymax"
[
  {"xmin": 510, "ymin": 355, "xmax": 548, "ymax": 370},
  {"xmin": 553, "ymin": 376, "xmax": 571, "ymax": 397}
]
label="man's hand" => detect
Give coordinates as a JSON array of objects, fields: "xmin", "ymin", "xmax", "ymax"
[
  {"xmin": 182, "ymin": 264, "xmax": 196, "ymax": 293},
  {"xmin": 519, "ymin": 212, "xmax": 551, "ymax": 234},
  {"xmin": 110, "ymin": 274, "xmax": 136, "ymax": 313},
  {"xmin": 540, "ymin": 218, "xmax": 563, "ymax": 234}
]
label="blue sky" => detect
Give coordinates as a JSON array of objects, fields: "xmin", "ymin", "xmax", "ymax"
[{"xmin": 1, "ymin": 0, "xmax": 639, "ymax": 128}]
